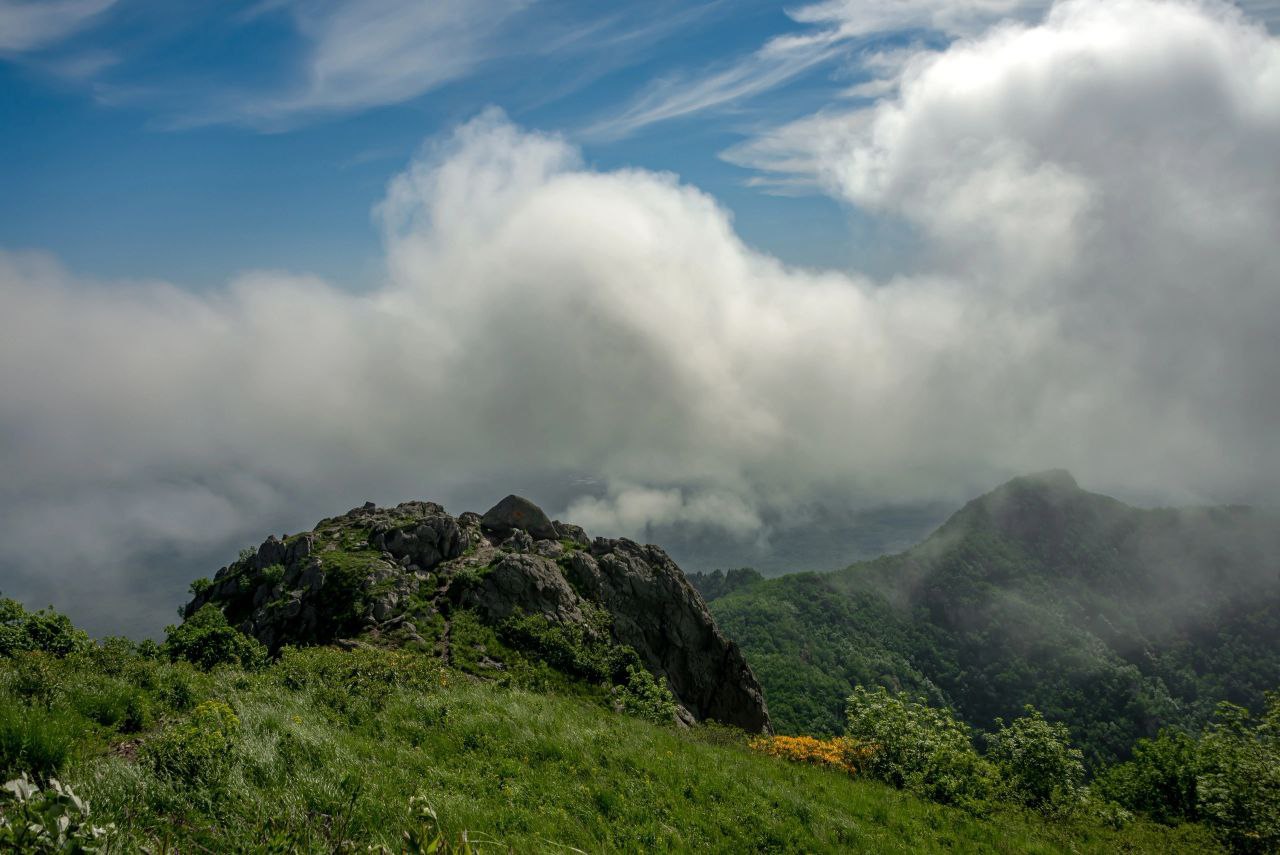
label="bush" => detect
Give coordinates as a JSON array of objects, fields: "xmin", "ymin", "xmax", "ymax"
[
  {"xmin": 1094, "ymin": 728, "xmax": 1200, "ymax": 825},
  {"xmin": 499, "ymin": 610, "xmax": 624, "ymax": 684},
  {"xmin": 844, "ymin": 686, "xmax": 992, "ymax": 808},
  {"xmin": 1196, "ymin": 697, "xmax": 1280, "ymax": 854},
  {"xmin": 3, "ymin": 652, "xmax": 63, "ymax": 707},
  {"xmin": 615, "ymin": 664, "xmax": 677, "ymax": 724},
  {"xmin": 0, "ymin": 599, "xmax": 89, "ymax": 658},
  {"xmin": 0, "ymin": 697, "xmax": 79, "ymax": 778},
  {"xmin": 986, "ymin": 706, "xmax": 1086, "ymax": 813},
  {"xmin": 749, "ymin": 734, "xmax": 874, "ymax": 775},
  {"xmin": 144, "ymin": 699, "xmax": 240, "ymax": 787},
  {"xmin": 164, "ymin": 604, "xmax": 267, "ymax": 671},
  {"xmin": 67, "ymin": 674, "xmax": 151, "ymax": 733}
]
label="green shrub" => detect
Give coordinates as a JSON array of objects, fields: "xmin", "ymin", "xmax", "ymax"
[
  {"xmin": 1095, "ymin": 728, "xmax": 1200, "ymax": 825},
  {"xmin": 1196, "ymin": 696, "xmax": 1280, "ymax": 854},
  {"xmin": 3, "ymin": 652, "xmax": 63, "ymax": 707},
  {"xmin": 0, "ymin": 697, "xmax": 79, "ymax": 778},
  {"xmin": 66, "ymin": 674, "xmax": 151, "ymax": 733},
  {"xmin": 144, "ymin": 699, "xmax": 240, "ymax": 787},
  {"xmin": 155, "ymin": 666, "xmax": 200, "ymax": 711},
  {"xmin": 164, "ymin": 604, "xmax": 267, "ymax": 671},
  {"xmin": 986, "ymin": 706, "xmax": 1086, "ymax": 813},
  {"xmin": 616, "ymin": 664, "xmax": 677, "ymax": 724},
  {"xmin": 0, "ymin": 599, "xmax": 89, "ymax": 658},
  {"xmin": 843, "ymin": 686, "xmax": 992, "ymax": 809}
]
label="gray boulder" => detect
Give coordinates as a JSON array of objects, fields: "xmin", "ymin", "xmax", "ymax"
[{"xmin": 480, "ymin": 494, "xmax": 558, "ymax": 541}]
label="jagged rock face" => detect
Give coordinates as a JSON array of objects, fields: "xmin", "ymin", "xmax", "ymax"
[{"xmin": 184, "ymin": 497, "xmax": 770, "ymax": 732}]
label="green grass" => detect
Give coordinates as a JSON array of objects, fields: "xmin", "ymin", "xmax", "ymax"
[{"xmin": 0, "ymin": 646, "xmax": 1213, "ymax": 853}]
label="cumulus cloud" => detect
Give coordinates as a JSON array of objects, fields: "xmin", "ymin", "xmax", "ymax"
[{"xmin": 3, "ymin": 0, "xmax": 1280, "ymax": 634}]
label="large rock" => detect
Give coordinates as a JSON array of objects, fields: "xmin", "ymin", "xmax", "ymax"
[
  {"xmin": 480, "ymin": 494, "xmax": 558, "ymax": 541},
  {"xmin": 181, "ymin": 496, "xmax": 771, "ymax": 732}
]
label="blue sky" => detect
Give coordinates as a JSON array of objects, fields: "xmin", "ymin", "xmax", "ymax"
[
  {"xmin": 3, "ymin": 0, "xmax": 1280, "ymax": 634},
  {"xmin": 0, "ymin": 0, "xmax": 913, "ymax": 287}
]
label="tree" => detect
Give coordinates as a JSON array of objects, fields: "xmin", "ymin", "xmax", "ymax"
[
  {"xmin": 1196, "ymin": 696, "xmax": 1280, "ymax": 853},
  {"xmin": 843, "ymin": 686, "xmax": 991, "ymax": 808},
  {"xmin": 164, "ymin": 604, "xmax": 266, "ymax": 671},
  {"xmin": 0, "ymin": 598, "xmax": 88, "ymax": 657},
  {"xmin": 986, "ymin": 706, "xmax": 1085, "ymax": 812},
  {"xmin": 1094, "ymin": 728, "xmax": 1199, "ymax": 825}
]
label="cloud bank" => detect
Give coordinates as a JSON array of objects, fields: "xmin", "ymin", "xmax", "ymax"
[{"xmin": 2, "ymin": 0, "xmax": 1279, "ymax": 634}]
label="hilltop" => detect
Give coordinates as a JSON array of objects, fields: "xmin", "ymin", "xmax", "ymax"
[
  {"xmin": 706, "ymin": 471, "xmax": 1280, "ymax": 764},
  {"xmin": 182, "ymin": 494, "xmax": 768, "ymax": 732}
]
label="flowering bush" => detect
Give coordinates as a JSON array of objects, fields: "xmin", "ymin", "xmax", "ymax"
[{"xmin": 748, "ymin": 734, "xmax": 874, "ymax": 775}]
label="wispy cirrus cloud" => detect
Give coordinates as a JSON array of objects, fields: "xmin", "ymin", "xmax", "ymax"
[
  {"xmin": 0, "ymin": 0, "xmax": 115, "ymax": 54},
  {"xmin": 582, "ymin": 28, "xmax": 848, "ymax": 141},
  {"xmin": 221, "ymin": 0, "xmax": 534, "ymax": 128},
  {"xmin": 584, "ymin": 0, "xmax": 1056, "ymax": 140}
]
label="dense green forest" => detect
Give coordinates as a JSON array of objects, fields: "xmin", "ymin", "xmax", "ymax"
[{"xmin": 700, "ymin": 471, "xmax": 1280, "ymax": 768}]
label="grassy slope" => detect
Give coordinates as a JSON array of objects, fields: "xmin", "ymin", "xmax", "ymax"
[{"xmin": 10, "ymin": 654, "xmax": 1210, "ymax": 854}]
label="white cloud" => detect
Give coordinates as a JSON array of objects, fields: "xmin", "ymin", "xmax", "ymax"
[
  {"xmin": 0, "ymin": 0, "xmax": 114, "ymax": 53},
  {"xmin": 4, "ymin": 0, "xmax": 1280, "ymax": 631},
  {"xmin": 791, "ymin": 0, "xmax": 1050, "ymax": 38},
  {"xmin": 586, "ymin": 0, "xmax": 1056, "ymax": 139},
  {"xmin": 583, "ymin": 28, "xmax": 847, "ymax": 140},
  {"xmin": 227, "ymin": 0, "xmax": 532, "ymax": 126}
]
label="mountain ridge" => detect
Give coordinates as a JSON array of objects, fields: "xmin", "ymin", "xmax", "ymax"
[{"xmin": 705, "ymin": 471, "xmax": 1280, "ymax": 764}]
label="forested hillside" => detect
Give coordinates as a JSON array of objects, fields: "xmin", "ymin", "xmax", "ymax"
[{"xmin": 706, "ymin": 471, "xmax": 1280, "ymax": 766}]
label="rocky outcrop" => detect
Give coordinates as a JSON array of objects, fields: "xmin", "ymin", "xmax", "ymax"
[{"xmin": 183, "ymin": 496, "xmax": 769, "ymax": 732}]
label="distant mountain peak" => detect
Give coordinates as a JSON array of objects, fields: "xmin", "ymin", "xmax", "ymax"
[{"xmin": 1002, "ymin": 469, "xmax": 1080, "ymax": 493}]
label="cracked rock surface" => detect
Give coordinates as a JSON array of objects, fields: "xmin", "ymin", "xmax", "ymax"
[{"xmin": 184, "ymin": 494, "xmax": 770, "ymax": 732}]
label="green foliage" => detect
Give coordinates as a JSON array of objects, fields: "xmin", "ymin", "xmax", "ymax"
[
  {"xmin": 499, "ymin": 609, "xmax": 626, "ymax": 684},
  {"xmin": 843, "ymin": 686, "xmax": 992, "ymax": 809},
  {"xmin": 0, "ymin": 599, "xmax": 89, "ymax": 658},
  {"xmin": 0, "ymin": 611, "xmax": 1219, "ymax": 854},
  {"xmin": 0, "ymin": 773, "xmax": 113, "ymax": 853},
  {"xmin": 275, "ymin": 645, "xmax": 441, "ymax": 724},
  {"xmin": 144, "ymin": 699, "xmax": 240, "ymax": 787},
  {"xmin": 710, "ymin": 481, "xmax": 1280, "ymax": 768},
  {"xmin": 187, "ymin": 577, "xmax": 212, "ymax": 597},
  {"xmin": 1095, "ymin": 728, "xmax": 1200, "ymax": 825},
  {"xmin": 260, "ymin": 564, "xmax": 285, "ymax": 586},
  {"xmin": 164, "ymin": 604, "xmax": 267, "ymax": 671},
  {"xmin": 0, "ymin": 697, "xmax": 79, "ymax": 778},
  {"xmin": 1196, "ymin": 696, "xmax": 1280, "ymax": 854},
  {"xmin": 986, "ymin": 706, "xmax": 1086, "ymax": 813},
  {"xmin": 615, "ymin": 664, "xmax": 677, "ymax": 724}
]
